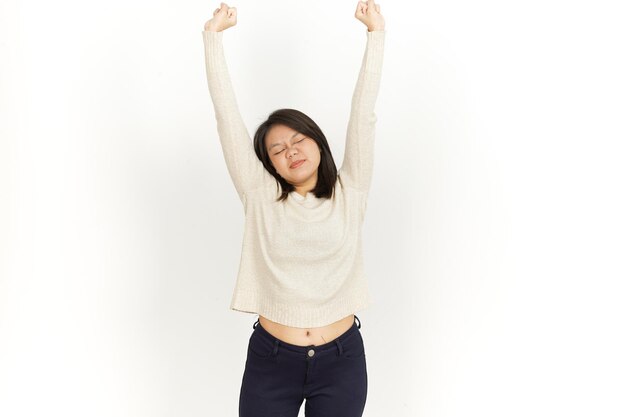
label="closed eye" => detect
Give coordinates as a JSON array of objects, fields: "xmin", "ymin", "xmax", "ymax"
[{"xmin": 273, "ymin": 138, "xmax": 305, "ymax": 155}]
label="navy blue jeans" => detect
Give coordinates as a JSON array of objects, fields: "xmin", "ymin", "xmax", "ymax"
[{"xmin": 239, "ymin": 315, "xmax": 368, "ymax": 417}]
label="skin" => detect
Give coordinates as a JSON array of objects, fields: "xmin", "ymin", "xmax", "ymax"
[
  {"xmin": 265, "ymin": 124, "xmax": 321, "ymax": 197},
  {"xmin": 204, "ymin": 1, "xmax": 385, "ymax": 346}
]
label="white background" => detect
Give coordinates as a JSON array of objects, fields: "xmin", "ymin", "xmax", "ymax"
[{"xmin": 1, "ymin": 0, "xmax": 625, "ymax": 416}]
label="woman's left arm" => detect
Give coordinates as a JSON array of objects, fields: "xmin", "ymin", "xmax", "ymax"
[{"xmin": 339, "ymin": 1, "xmax": 386, "ymax": 196}]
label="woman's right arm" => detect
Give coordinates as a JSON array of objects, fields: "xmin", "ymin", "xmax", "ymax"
[{"xmin": 202, "ymin": 4, "xmax": 267, "ymax": 204}]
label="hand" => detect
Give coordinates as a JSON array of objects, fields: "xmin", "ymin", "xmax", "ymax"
[
  {"xmin": 204, "ymin": 2, "xmax": 237, "ymax": 32},
  {"xmin": 354, "ymin": 0, "xmax": 385, "ymax": 32}
]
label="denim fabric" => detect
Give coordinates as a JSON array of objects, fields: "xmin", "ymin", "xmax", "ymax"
[{"xmin": 239, "ymin": 315, "xmax": 367, "ymax": 417}]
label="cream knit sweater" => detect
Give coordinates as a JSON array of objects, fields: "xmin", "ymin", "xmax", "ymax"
[{"xmin": 202, "ymin": 29, "xmax": 385, "ymax": 328}]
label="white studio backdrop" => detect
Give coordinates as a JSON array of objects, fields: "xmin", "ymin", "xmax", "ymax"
[{"xmin": 1, "ymin": 0, "xmax": 625, "ymax": 416}]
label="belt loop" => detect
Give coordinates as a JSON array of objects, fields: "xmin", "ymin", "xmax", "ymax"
[
  {"xmin": 253, "ymin": 318, "xmax": 259, "ymax": 329},
  {"xmin": 334, "ymin": 339, "xmax": 344, "ymax": 356},
  {"xmin": 272, "ymin": 339, "xmax": 279, "ymax": 356},
  {"xmin": 354, "ymin": 315, "xmax": 361, "ymax": 329}
]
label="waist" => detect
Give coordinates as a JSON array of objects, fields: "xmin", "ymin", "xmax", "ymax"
[{"xmin": 258, "ymin": 314, "xmax": 355, "ymax": 346}]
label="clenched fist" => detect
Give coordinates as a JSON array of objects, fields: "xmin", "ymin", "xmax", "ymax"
[
  {"xmin": 204, "ymin": 2, "xmax": 237, "ymax": 32},
  {"xmin": 355, "ymin": 0, "xmax": 385, "ymax": 32}
]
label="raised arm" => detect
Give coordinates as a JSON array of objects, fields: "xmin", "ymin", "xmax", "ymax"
[
  {"xmin": 202, "ymin": 4, "xmax": 268, "ymax": 204},
  {"xmin": 340, "ymin": 1, "xmax": 386, "ymax": 196}
]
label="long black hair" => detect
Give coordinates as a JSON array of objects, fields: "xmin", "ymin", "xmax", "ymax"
[{"xmin": 253, "ymin": 108, "xmax": 338, "ymax": 202}]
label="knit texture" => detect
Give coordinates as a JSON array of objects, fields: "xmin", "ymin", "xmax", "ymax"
[{"xmin": 202, "ymin": 29, "xmax": 385, "ymax": 328}]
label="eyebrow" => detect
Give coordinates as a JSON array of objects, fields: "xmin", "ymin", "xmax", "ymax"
[{"xmin": 268, "ymin": 132, "xmax": 301, "ymax": 150}]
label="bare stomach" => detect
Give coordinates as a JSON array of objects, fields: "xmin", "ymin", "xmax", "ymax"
[{"xmin": 258, "ymin": 314, "xmax": 355, "ymax": 346}]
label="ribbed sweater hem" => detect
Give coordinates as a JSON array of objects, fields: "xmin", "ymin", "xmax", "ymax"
[{"xmin": 230, "ymin": 290, "xmax": 373, "ymax": 328}]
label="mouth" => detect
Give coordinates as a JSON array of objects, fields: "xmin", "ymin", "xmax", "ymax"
[{"xmin": 290, "ymin": 159, "xmax": 305, "ymax": 169}]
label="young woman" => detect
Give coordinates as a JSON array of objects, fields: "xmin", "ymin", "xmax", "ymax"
[{"xmin": 202, "ymin": 2, "xmax": 385, "ymax": 416}]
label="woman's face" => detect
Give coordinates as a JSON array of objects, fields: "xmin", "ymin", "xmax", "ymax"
[{"xmin": 265, "ymin": 124, "xmax": 321, "ymax": 191}]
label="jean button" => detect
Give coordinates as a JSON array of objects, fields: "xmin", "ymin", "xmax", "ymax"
[{"xmin": 307, "ymin": 348, "xmax": 315, "ymax": 357}]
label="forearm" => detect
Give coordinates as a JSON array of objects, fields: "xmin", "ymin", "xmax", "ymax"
[
  {"xmin": 341, "ymin": 29, "xmax": 386, "ymax": 194},
  {"xmin": 202, "ymin": 30, "xmax": 265, "ymax": 203}
]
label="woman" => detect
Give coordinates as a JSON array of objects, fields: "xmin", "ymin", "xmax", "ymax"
[{"xmin": 202, "ymin": 2, "xmax": 385, "ymax": 416}]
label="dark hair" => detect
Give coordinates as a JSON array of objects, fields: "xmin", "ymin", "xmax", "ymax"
[{"xmin": 253, "ymin": 108, "xmax": 338, "ymax": 202}]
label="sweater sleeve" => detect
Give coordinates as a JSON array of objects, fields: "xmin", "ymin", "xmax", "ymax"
[
  {"xmin": 339, "ymin": 29, "xmax": 386, "ymax": 197},
  {"xmin": 202, "ymin": 30, "xmax": 269, "ymax": 204}
]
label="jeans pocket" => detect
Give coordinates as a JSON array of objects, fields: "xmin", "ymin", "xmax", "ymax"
[
  {"xmin": 247, "ymin": 330, "xmax": 275, "ymax": 359},
  {"xmin": 341, "ymin": 331, "xmax": 366, "ymax": 360}
]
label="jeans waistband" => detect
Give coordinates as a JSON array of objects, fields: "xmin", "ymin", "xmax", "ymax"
[{"xmin": 251, "ymin": 315, "xmax": 362, "ymax": 357}]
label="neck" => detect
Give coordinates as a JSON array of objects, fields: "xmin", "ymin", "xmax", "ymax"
[{"xmin": 294, "ymin": 189, "xmax": 310, "ymax": 197}]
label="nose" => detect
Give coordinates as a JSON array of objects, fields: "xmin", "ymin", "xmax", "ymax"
[{"xmin": 286, "ymin": 146, "xmax": 299, "ymax": 159}]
